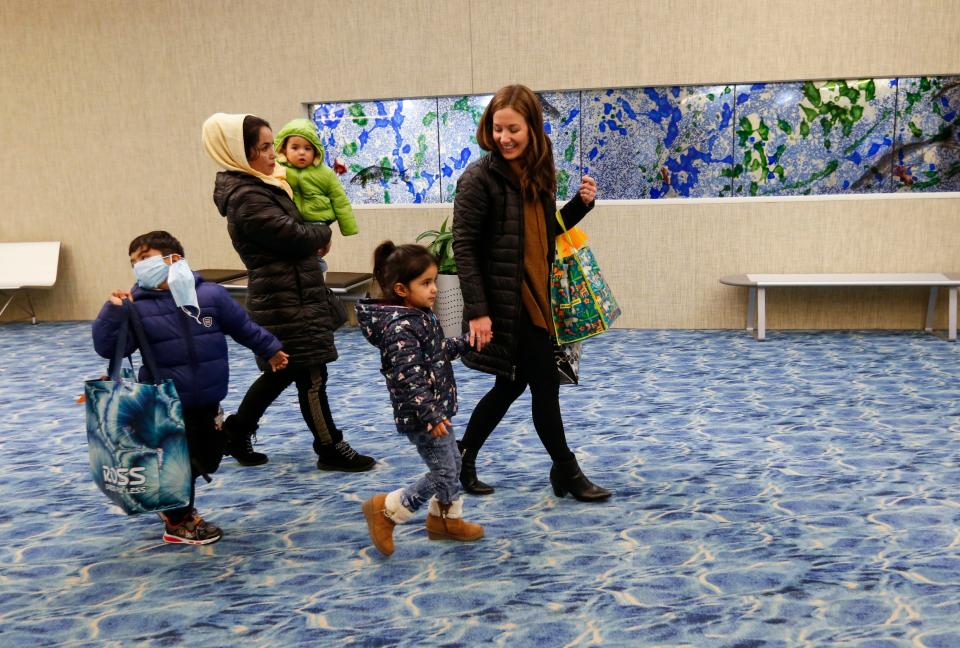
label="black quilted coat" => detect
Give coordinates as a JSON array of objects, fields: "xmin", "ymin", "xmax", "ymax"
[
  {"xmin": 452, "ymin": 152, "xmax": 593, "ymax": 379},
  {"xmin": 213, "ymin": 170, "xmax": 337, "ymax": 367}
]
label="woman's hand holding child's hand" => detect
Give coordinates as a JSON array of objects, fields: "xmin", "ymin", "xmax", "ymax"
[
  {"xmin": 318, "ymin": 241, "xmax": 332, "ymax": 257},
  {"xmin": 108, "ymin": 289, "xmax": 133, "ymax": 306},
  {"xmin": 269, "ymin": 350, "xmax": 289, "ymax": 372},
  {"xmin": 428, "ymin": 419, "xmax": 451, "ymax": 437},
  {"xmin": 469, "ymin": 316, "xmax": 493, "ymax": 351}
]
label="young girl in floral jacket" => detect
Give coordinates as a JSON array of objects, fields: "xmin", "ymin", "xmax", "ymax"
[{"xmin": 356, "ymin": 242, "xmax": 484, "ymax": 556}]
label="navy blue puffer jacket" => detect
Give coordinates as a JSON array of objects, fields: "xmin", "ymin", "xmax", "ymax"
[
  {"xmin": 92, "ymin": 274, "xmax": 282, "ymax": 407},
  {"xmin": 356, "ymin": 300, "xmax": 470, "ymax": 433}
]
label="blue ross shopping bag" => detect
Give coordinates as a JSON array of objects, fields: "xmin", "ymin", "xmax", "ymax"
[{"xmin": 85, "ymin": 300, "xmax": 192, "ymax": 514}]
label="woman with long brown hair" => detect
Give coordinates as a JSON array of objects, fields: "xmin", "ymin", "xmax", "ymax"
[{"xmin": 452, "ymin": 85, "xmax": 611, "ymax": 502}]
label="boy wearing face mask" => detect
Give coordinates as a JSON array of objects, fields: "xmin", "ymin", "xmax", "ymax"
[{"xmin": 92, "ymin": 231, "xmax": 289, "ymax": 545}]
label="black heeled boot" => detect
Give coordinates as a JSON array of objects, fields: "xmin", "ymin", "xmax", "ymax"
[
  {"xmin": 549, "ymin": 456, "xmax": 611, "ymax": 502},
  {"xmin": 457, "ymin": 440, "xmax": 494, "ymax": 495}
]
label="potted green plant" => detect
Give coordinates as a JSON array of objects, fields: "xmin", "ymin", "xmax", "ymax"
[{"xmin": 417, "ymin": 217, "xmax": 463, "ymax": 337}]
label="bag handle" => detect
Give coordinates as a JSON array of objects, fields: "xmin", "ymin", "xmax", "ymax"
[
  {"xmin": 554, "ymin": 210, "xmax": 577, "ymax": 250},
  {"xmin": 107, "ymin": 300, "xmax": 162, "ymax": 384},
  {"xmin": 126, "ymin": 300, "xmax": 162, "ymax": 384},
  {"xmin": 107, "ymin": 303, "xmax": 132, "ymax": 382}
]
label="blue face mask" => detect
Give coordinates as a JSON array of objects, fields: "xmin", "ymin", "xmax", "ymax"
[
  {"xmin": 133, "ymin": 254, "xmax": 170, "ymax": 289},
  {"xmin": 167, "ymin": 258, "xmax": 202, "ymax": 324}
]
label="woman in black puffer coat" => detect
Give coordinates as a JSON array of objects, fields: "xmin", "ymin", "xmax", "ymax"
[
  {"xmin": 202, "ymin": 113, "xmax": 374, "ymax": 472},
  {"xmin": 452, "ymin": 85, "xmax": 610, "ymax": 502}
]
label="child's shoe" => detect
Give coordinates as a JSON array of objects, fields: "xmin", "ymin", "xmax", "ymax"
[
  {"xmin": 159, "ymin": 510, "xmax": 223, "ymax": 545},
  {"xmin": 362, "ymin": 489, "xmax": 413, "ymax": 556},
  {"xmin": 425, "ymin": 497, "xmax": 484, "ymax": 542},
  {"xmin": 362, "ymin": 493, "xmax": 397, "ymax": 556},
  {"xmin": 317, "ymin": 439, "xmax": 375, "ymax": 472}
]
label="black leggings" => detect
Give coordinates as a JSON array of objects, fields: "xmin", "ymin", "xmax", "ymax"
[
  {"xmin": 460, "ymin": 313, "xmax": 574, "ymax": 463},
  {"xmin": 233, "ymin": 364, "xmax": 342, "ymax": 453}
]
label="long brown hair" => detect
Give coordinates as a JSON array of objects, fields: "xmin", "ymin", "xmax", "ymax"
[{"xmin": 476, "ymin": 84, "xmax": 555, "ymax": 202}]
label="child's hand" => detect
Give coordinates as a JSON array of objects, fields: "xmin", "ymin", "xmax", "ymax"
[
  {"xmin": 428, "ymin": 419, "xmax": 451, "ymax": 437},
  {"xmin": 318, "ymin": 241, "xmax": 332, "ymax": 257},
  {"xmin": 269, "ymin": 350, "xmax": 289, "ymax": 372},
  {"xmin": 108, "ymin": 289, "xmax": 133, "ymax": 306}
]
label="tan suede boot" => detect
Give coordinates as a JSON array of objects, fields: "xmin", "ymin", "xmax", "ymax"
[
  {"xmin": 425, "ymin": 497, "xmax": 484, "ymax": 542},
  {"xmin": 362, "ymin": 493, "xmax": 396, "ymax": 556}
]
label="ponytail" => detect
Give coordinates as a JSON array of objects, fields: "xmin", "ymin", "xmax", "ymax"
[{"xmin": 372, "ymin": 240, "xmax": 437, "ymax": 304}]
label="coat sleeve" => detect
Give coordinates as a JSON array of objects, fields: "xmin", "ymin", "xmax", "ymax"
[
  {"xmin": 558, "ymin": 192, "xmax": 594, "ymax": 230},
  {"xmin": 231, "ymin": 187, "xmax": 331, "ymax": 259},
  {"xmin": 92, "ymin": 301, "xmax": 138, "ymax": 359},
  {"xmin": 318, "ymin": 166, "xmax": 358, "ymax": 236},
  {"xmin": 213, "ymin": 286, "xmax": 283, "ymax": 359},
  {"xmin": 383, "ymin": 323, "xmax": 446, "ymax": 428},
  {"xmin": 442, "ymin": 333, "xmax": 471, "ymax": 361},
  {"xmin": 452, "ymin": 165, "xmax": 491, "ymax": 321}
]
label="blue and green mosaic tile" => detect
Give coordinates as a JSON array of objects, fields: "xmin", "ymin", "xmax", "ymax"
[{"xmin": 311, "ymin": 99, "xmax": 441, "ymax": 204}]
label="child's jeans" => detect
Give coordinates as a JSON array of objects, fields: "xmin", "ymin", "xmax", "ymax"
[{"xmin": 400, "ymin": 428, "xmax": 462, "ymax": 511}]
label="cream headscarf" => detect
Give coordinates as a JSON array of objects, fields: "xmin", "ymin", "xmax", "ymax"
[{"xmin": 201, "ymin": 112, "xmax": 293, "ymax": 198}]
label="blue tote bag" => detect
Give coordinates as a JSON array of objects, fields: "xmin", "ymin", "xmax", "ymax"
[{"xmin": 85, "ymin": 300, "xmax": 192, "ymax": 514}]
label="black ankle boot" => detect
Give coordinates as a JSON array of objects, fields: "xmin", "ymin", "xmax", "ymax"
[
  {"xmin": 549, "ymin": 456, "xmax": 611, "ymax": 502},
  {"xmin": 316, "ymin": 440, "xmax": 376, "ymax": 472},
  {"xmin": 223, "ymin": 415, "xmax": 268, "ymax": 466},
  {"xmin": 457, "ymin": 441, "xmax": 494, "ymax": 495}
]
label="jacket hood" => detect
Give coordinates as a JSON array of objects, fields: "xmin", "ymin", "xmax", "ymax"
[
  {"xmin": 274, "ymin": 118, "xmax": 326, "ymax": 167},
  {"xmin": 356, "ymin": 299, "xmax": 430, "ymax": 347},
  {"xmin": 213, "ymin": 170, "xmax": 241, "ymax": 216},
  {"xmin": 131, "ymin": 272, "xmax": 205, "ymax": 300},
  {"xmin": 201, "ymin": 112, "xmax": 292, "ymax": 198}
]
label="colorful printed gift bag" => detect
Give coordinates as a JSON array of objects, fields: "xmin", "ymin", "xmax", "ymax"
[
  {"xmin": 550, "ymin": 212, "xmax": 621, "ymax": 344},
  {"xmin": 85, "ymin": 300, "xmax": 191, "ymax": 515}
]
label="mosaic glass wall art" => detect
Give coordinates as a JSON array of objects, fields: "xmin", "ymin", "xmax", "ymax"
[
  {"xmin": 731, "ymin": 80, "xmax": 897, "ymax": 196},
  {"xmin": 893, "ymin": 76, "xmax": 960, "ymax": 192},
  {"xmin": 435, "ymin": 92, "xmax": 582, "ymax": 201},
  {"xmin": 540, "ymin": 91, "xmax": 583, "ymax": 201},
  {"xmin": 437, "ymin": 94, "xmax": 491, "ymax": 202},
  {"xmin": 308, "ymin": 74, "xmax": 958, "ymax": 205},
  {"xmin": 311, "ymin": 99, "xmax": 441, "ymax": 204},
  {"xmin": 582, "ymin": 85, "xmax": 735, "ymax": 198}
]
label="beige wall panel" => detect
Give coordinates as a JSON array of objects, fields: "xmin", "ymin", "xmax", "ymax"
[
  {"xmin": 469, "ymin": 0, "xmax": 960, "ymax": 92},
  {"xmin": 587, "ymin": 196, "xmax": 960, "ymax": 330},
  {"xmin": 0, "ymin": 0, "xmax": 471, "ymax": 322}
]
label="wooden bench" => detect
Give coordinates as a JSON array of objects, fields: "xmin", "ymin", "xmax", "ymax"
[
  {"xmin": 0, "ymin": 241, "xmax": 61, "ymax": 324},
  {"xmin": 720, "ymin": 273, "xmax": 960, "ymax": 341}
]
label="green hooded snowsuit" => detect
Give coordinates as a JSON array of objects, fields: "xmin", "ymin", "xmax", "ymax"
[{"xmin": 274, "ymin": 118, "xmax": 358, "ymax": 236}]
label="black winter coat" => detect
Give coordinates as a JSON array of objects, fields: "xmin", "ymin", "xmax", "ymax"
[
  {"xmin": 452, "ymin": 153, "xmax": 593, "ymax": 378},
  {"xmin": 213, "ymin": 170, "xmax": 337, "ymax": 367}
]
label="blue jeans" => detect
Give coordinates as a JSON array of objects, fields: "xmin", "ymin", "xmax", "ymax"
[{"xmin": 400, "ymin": 429, "xmax": 461, "ymax": 511}]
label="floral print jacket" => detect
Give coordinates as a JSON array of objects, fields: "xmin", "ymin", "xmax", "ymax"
[{"xmin": 356, "ymin": 299, "xmax": 470, "ymax": 433}]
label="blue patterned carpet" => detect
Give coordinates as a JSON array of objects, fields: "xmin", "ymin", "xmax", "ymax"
[{"xmin": 2, "ymin": 322, "xmax": 960, "ymax": 647}]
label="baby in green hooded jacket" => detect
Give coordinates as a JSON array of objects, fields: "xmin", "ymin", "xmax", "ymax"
[{"xmin": 275, "ymin": 118, "xmax": 358, "ymax": 271}]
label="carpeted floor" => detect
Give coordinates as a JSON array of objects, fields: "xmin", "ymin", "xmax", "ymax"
[{"xmin": 1, "ymin": 322, "xmax": 959, "ymax": 647}]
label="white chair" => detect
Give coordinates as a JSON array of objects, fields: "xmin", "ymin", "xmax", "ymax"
[{"xmin": 0, "ymin": 242, "xmax": 61, "ymax": 324}]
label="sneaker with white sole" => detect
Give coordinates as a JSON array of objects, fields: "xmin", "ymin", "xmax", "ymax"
[{"xmin": 159, "ymin": 510, "xmax": 223, "ymax": 545}]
